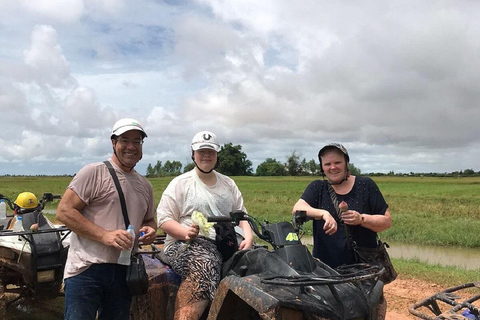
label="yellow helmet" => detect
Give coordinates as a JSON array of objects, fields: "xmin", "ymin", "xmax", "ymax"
[{"xmin": 14, "ymin": 192, "xmax": 38, "ymax": 209}]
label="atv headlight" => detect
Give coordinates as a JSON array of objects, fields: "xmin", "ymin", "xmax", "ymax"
[{"xmin": 37, "ymin": 270, "xmax": 55, "ymax": 283}]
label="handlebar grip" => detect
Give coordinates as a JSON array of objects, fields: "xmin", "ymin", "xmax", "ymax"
[
  {"xmin": 295, "ymin": 210, "xmax": 307, "ymax": 220},
  {"xmin": 207, "ymin": 216, "xmax": 232, "ymax": 223}
]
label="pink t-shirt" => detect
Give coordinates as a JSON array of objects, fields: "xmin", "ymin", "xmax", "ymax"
[{"xmin": 63, "ymin": 159, "xmax": 155, "ymax": 279}]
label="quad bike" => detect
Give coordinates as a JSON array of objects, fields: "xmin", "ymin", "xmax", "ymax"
[
  {"xmin": 134, "ymin": 210, "xmax": 387, "ymax": 320},
  {"xmin": 409, "ymin": 282, "xmax": 480, "ymax": 320},
  {"xmin": 0, "ymin": 192, "xmax": 71, "ymax": 317}
]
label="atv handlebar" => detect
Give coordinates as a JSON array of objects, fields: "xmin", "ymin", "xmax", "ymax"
[
  {"xmin": 0, "ymin": 193, "xmax": 16, "ymax": 211},
  {"xmin": 41, "ymin": 193, "xmax": 61, "ymax": 203},
  {"xmin": 208, "ymin": 211, "xmax": 271, "ymax": 242},
  {"xmin": 207, "ymin": 210, "xmax": 309, "ymax": 244},
  {"xmin": 292, "ymin": 210, "xmax": 308, "ymax": 232},
  {"xmin": 207, "ymin": 216, "xmax": 234, "ymax": 223}
]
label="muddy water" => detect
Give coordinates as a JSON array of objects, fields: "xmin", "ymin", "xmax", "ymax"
[
  {"xmin": 301, "ymin": 237, "xmax": 480, "ymax": 270},
  {"xmin": 386, "ymin": 241, "xmax": 480, "ymax": 270}
]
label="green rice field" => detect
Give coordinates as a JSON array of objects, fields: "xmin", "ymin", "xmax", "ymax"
[{"xmin": 1, "ymin": 175, "xmax": 480, "ymax": 248}]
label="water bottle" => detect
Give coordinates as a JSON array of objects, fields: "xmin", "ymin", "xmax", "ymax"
[
  {"xmin": 118, "ymin": 224, "xmax": 135, "ymax": 265},
  {"xmin": 0, "ymin": 199, "xmax": 6, "ymax": 219},
  {"xmin": 0, "ymin": 200, "xmax": 7, "ymax": 230},
  {"xmin": 13, "ymin": 215, "xmax": 24, "ymax": 232}
]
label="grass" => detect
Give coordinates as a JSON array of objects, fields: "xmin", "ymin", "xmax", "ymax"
[
  {"xmin": 0, "ymin": 176, "xmax": 70, "ymax": 212},
  {"xmin": 2, "ymin": 175, "xmax": 480, "ymax": 248},
  {"xmin": 229, "ymin": 176, "xmax": 480, "ymax": 248},
  {"xmin": 374, "ymin": 176, "xmax": 480, "ymax": 247},
  {"xmin": 392, "ymin": 257, "xmax": 480, "ymax": 287}
]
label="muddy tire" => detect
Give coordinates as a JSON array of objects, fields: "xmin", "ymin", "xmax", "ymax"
[
  {"xmin": 0, "ymin": 280, "xmax": 6, "ymax": 320},
  {"xmin": 375, "ymin": 295, "xmax": 387, "ymax": 320}
]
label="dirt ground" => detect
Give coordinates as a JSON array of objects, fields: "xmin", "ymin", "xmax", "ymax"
[
  {"xmin": 4, "ymin": 275, "xmax": 469, "ymax": 319},
  {"xmin": 384, "ymin": 275, "xmax": 444, "ymax": 320}
]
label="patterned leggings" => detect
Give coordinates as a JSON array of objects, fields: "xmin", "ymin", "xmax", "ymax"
[{"xmin": 164, "ymin": 237, "xmax": 223, "ymax": 302}]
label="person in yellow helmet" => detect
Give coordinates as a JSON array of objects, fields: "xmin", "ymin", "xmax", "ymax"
[
  {"xmin": 14, "ymin": 192, "xmax": 39, "ymax": 213},
  {"xmin": 56, "ymin": 118, "xmax": 157, "ymax": 320}
]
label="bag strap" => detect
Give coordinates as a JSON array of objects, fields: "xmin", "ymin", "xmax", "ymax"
[
  {"xmin": 104, "ymin": 161, "xmax": 130, "ymax": 228},
  {"xmin": 192, "ymin": 170, "xmax": 221, "ymax": 216},
  {"xmin": 327, "ymin": 183, "xmax": 343, "ymax": 222},
  {"xmin": 327, "ymin": 182, "xmax": 381, "ymax": 249},
  {"xmin": 326, "ymin": 183, "xmax": 352, "ymax": 250}
]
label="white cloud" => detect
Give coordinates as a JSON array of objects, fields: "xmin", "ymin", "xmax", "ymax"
[
  {"xmin": 1, "ymin": 0, "xmax": 480, "ymax": 175},
  {"xmin": 23, "ymin": 25, "xmax": 76, "ymax": 88},
  {"xmin": 20, "ymin": 0, "xmax": 85, "ymax": 23}
]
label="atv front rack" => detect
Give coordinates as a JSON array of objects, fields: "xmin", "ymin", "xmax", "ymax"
[
  {"xmin": 409, "ymin": 282, "xmax": 480, "ymax": 320},
  {"xmin": 0, "ymin": 227, "xmax": 70, "ymax": 239}
]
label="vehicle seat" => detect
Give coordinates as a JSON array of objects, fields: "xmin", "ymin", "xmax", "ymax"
[{"xmin": 21, "ymin": 211, "xmax": 64, "ymax": 269}]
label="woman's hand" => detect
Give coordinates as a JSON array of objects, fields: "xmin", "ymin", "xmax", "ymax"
[
  {"xmin": 238, "ymin": 237, "xmax": 253, "ymax": 250},
  {"xmin": 293, "ymin": 199, "xmax": 338, "ymax": 235},
  {"xmin": 185, "ymin": 224, "xmax": 200, "ymax": 241},
  {"xmin": 322, "ymin": 212, "xmax": 338, "ymax": 235},
  {"xmin": 238, "ymin": 220, "xmax": 254, "ymax": 250},
  {"xmin": 341, "ymin": 210, "xmax": 363, "ymax": 226}
]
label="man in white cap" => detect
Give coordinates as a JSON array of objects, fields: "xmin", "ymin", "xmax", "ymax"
[{"xmin": 57, "ymin": 118, "xmax": 157, "ymax": 320}]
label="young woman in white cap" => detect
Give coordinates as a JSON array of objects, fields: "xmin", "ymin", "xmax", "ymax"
[
  {"xmin": 56, "ymin": 118, "xmax": 157, "ymax": 320},
  {"xmin": 157, "ymin": 130, "xmax": 253, "ymax": 320}
]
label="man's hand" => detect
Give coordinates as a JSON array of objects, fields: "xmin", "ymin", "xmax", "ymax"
[
  {"xmin": 103, "ymin": 229, "xmax": 133, "ymax": 251},
  {"xmin": 139, "ymin": 226, "xmax": 156, "ymax": 244}
]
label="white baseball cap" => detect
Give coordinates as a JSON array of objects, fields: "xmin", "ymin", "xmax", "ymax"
[
  {"xmin": 111, "ymin": 118, "xmax": 147, "ymax": 139},
  {"xmin": 191, "ymin": 131, "xmax": 220, "ymax": 152}
]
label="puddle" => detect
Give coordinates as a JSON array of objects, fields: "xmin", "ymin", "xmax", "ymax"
[{"xmin": 301, "ymin": 236, "xmax": 480, "ymax": 270}]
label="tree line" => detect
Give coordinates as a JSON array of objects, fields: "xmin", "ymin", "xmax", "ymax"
[
  {"xmin": 368, "ymin": 169, "xmax": 480, "ymax": 177},
  {"xmin": 146, "ymin": 143, "xmax": 362, "ymax": 177}
]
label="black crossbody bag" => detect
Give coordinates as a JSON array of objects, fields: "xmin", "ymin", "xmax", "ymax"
[
  {"xmin": 104, "ymin": 161, "xmax": 149, "ymax": 295},
  {"xmin": 327, "ymin": 183, "xmax": 397, "ymax": 284}
]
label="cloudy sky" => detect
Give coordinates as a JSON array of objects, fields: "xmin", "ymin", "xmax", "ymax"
[{"xmin": 1, "ymin": 0, "xmax": 479, "ymax": 176}]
